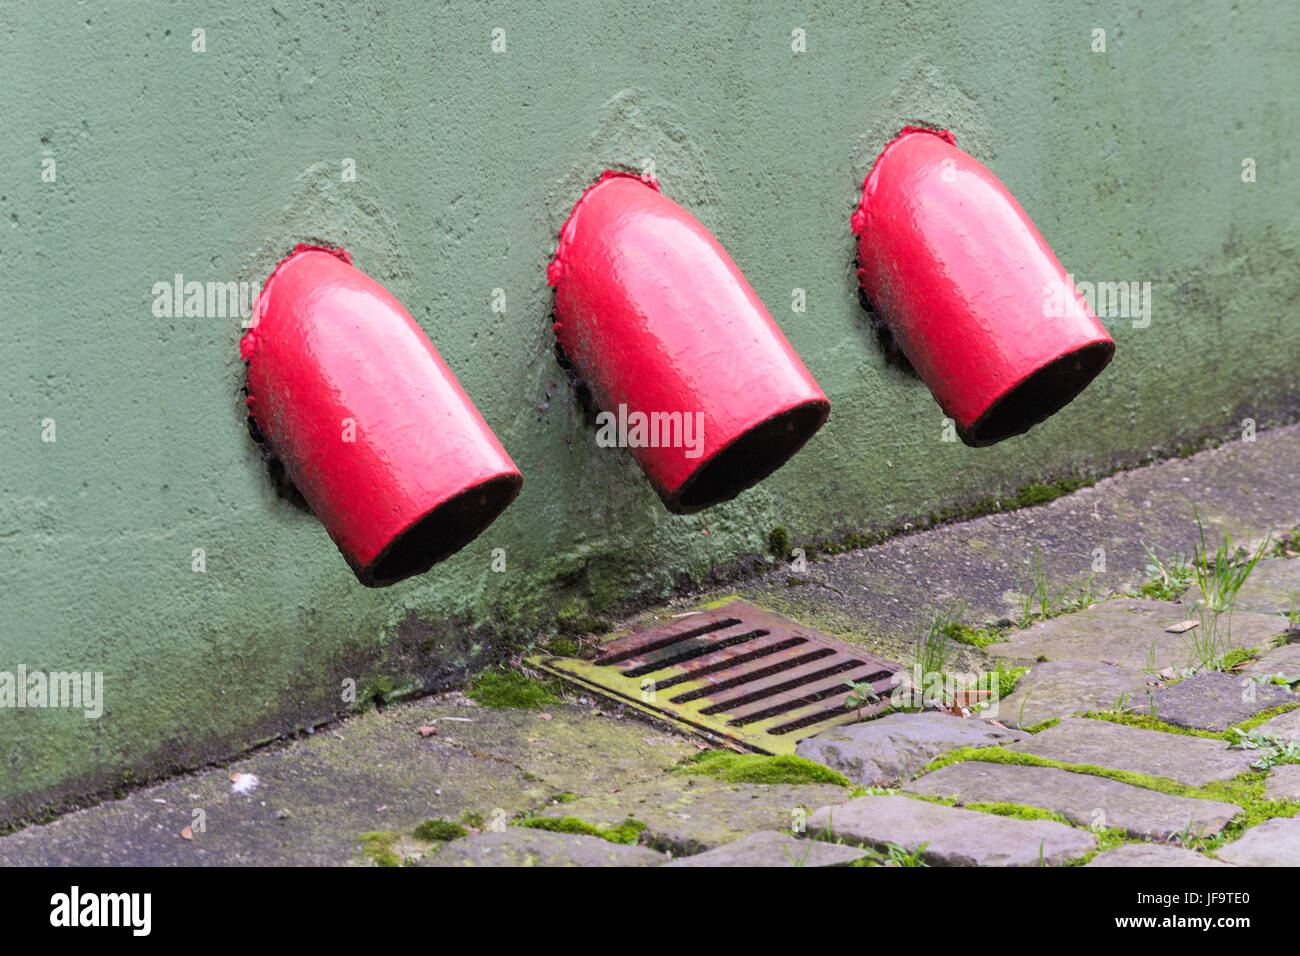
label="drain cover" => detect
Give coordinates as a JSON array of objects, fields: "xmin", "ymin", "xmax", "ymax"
[{"xmin": 531, "ymin": 601, "xmax": 903, "ymax": 753}]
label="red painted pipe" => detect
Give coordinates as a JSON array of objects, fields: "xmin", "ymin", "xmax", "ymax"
[
  {"xmin": 852, "ymin": 127, "xmax": 1115, "ymax": 446},
  {"xmin": 241, "ymin": 244, "xmax": 522, "ymax": 587},
  {"xmin": 549, "ymin": 171, "xmax": 830, "ymax": 513}
]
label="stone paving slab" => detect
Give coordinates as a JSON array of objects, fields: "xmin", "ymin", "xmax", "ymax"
[
  {"xmin": 904, "ymin": 761, "xmax": 1238, "ymax": 839},
  {"xmin": 0, "ymin": 694, "xmax": 696, "ymax": 866},
  {"xmin": 415, "ymin": 828, "xmax": 667, "ymax": 867},
  {"xmin": 1242, "ymin": 641, "xmax": 1300, "ymax": 678},
  {"xmin": 1225, "ymin": 559, "xmax": 1300, "ymax": 616},
  {"xmin": 1084, "ymin": 844, "xmax": 1233, "ymax": 867},
  {"xmin": 431, "ymin": 701, "xmax": 699, "ymax": 796},
  {"xmin": 1143, "ymin": 672, "xmax": 1295, "ymax": 731},
  {"xmin": 996, "ymin": 661, "xmax": 1156, "ymax": 728},
  {"xmin": 1008, "ymin": 718, "xmax": 1256, "ymax": 786},
  {"xmin": 1263, "ymin": 765, "xmax": 1300, "ymax": 800},
  {"xmin": 532, "ymin": 778, "xmax": 848, "ymax": 855},
  {"xmin": 991, "ymin": 598, "xmax": 1288, "ymax": 672},
  {"xmin": 1252, "ymin": 707, "xmax": 1300, "ymax": 740},
  {"xmin": 795, "ymin": 713, "xmax": 1026, "ymax": 786},
  {"xmin": 663, "ymin": 830, "xmax": 872, "ymax": 867},
  {"xmin": 807, "ymin": 794, "xmax": 1094, "ymax": 866},
  {"xmin": 1215, "ymin": 816, "xmax": 1300, "ymax": 866}
]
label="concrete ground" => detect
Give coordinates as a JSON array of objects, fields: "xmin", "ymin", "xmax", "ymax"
[{"xmin": 6, "ymin": 425, "xmax": 1300, "ymax": 866}]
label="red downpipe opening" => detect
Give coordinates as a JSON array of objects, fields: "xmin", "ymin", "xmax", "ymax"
[
  {"xmin": 852, "ymin": 127, "xmax": 1115, "ymax": 446},
  {"xmin": 241, "ymin": 245, "xmax": 522, "ymax": 587},
  {"xmin": 549, "ymin": 171, "xmax": 830, "ymax": 513}
]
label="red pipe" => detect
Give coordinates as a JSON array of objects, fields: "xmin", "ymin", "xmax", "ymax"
[
  {"xmin": 549, "ymin": 171, "xmax": 830, "ymax": 513},
  {"xmin": 241, "ymin": 244, "xmax": 522, "ymax": 587},
  {"xmin": 852, "ymin": 127, "xmax": 1115, "ymax": 446}
]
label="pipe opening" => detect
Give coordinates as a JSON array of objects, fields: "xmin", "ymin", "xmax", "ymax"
[
  {"xmin": 668, "ymin": 400, "xmax": 830, "ymax": 514},
  {"xmin": 962, "ymin": 341, "xmax": 1115, "ymax": 447},
  {"xmin": 361, "ymin": 473, "xmax": 523, "ymax": 587}
]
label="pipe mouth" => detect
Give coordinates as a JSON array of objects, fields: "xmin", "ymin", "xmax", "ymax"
[
  {"xmin": 961, "ymin": 341, "xmax": 1115, "ymax": 447},
  {"xmin": 667, "ymin": 400, "xmax": 830, "ymax": 514},
  {"xmin": 359, "ymin": 472, "xmax": 523, "ymax": 587}
]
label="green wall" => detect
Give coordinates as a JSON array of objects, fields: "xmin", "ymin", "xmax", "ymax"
[{"xmin": 2, "ymin": 0, "xmax": 1296, "ymax": 823}]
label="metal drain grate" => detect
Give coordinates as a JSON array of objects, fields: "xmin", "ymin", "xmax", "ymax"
[{"xmin": 530, "ymin": 601, "xmax": 903, "ymax": 753}]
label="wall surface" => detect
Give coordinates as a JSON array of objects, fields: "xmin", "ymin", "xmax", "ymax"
[{"xmin": 2, "ymin": 0, "xmax": 1297, "ymax": 824}]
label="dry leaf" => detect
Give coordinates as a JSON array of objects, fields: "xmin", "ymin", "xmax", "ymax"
[
  {"xmin": 417, "ymin": 725, "xmax": 438, "ymax": 737},
  {"xmin": 179, "ymin": 826, "xmax": 193, "ymax": 841},
  {"xmin": 1166, "ymin": 620, "xmax": 1199, "ymax": 634}
]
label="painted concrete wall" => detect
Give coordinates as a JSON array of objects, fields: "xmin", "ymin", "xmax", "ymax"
[{"xmin": 2, "ymin": 0, "xmax": 1296, "ymax": 823}]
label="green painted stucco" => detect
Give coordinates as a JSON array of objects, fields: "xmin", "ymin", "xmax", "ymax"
[{"xmin": 1, "ymin": 1, "xmax": 1296, "ymax": 824}]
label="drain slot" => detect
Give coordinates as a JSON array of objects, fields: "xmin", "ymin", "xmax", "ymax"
[
  {"xmin": 730, "ymin": 670, "xmax": 890, "ymax": 727},
  {"xmin": 594, "ymin": 617, "xmax": 741, "ymax": 666},
  {"xmin": 669, "ymin": 648, "xmax": 835, "ymax": 702},
  {"xmin": 622, "ymin": 629, "xmax": 767, "ymax": 677},
  {"xmin": 704, "ymin": 660, "xmax": 866, "ymax": 717},
  {"xmin": 768, "ymin": 699, "xmax": 886, "ymax": 736},
  {"xmin": 653, "ymin": 637, "xmax": 807, "ymax": 691}
]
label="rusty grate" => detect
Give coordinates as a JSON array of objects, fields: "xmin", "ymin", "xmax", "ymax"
[{"xmin": 530, "ymin": 601, "xmax": 902, "ymax": 754}]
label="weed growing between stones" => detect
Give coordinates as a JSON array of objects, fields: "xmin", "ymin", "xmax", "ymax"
[
  {"xmin": 1016, "ymin": 545, "xmax": 1096, "ymax": 627},
  {"xmin": 1190, "ymin": 503, "xmax": 1271, "ymax": 614},
  {"xmin": 1139, "ymin": 543, "xmax": 1195, "ymax": 601},
  {"xmin": 1228, "ymin": 728, "xmax": 1300, "ymax": 770}
]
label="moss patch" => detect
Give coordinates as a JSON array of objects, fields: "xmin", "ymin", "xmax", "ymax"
[
  {"xmin": 768, "ymin": 526, "xmax": 791, "ymax": 559},
  {"xmin": 358, "ymin": 830, "xmax": 403, "ymax": 867},
  {"xmin": 942, "ymin": 622, "xmax": 1003, "ymax": 649},
  {"xmin": 467, "ymin": 668, "xmax": 562, "ymax": 709},
  {"xmin": 413, "ymin": 818, "xmax": 468, "ymax": 842},
  {"xmin": 541, "ymin": 636, "xmax": 581, "ymax": 658},
  {"xmin": 672, "ymin": 750, "xmax": 850, "ymax": 787},
  {"xmin": 516, "ymin": 815, "xmax": 647, "ymax": 845}
]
